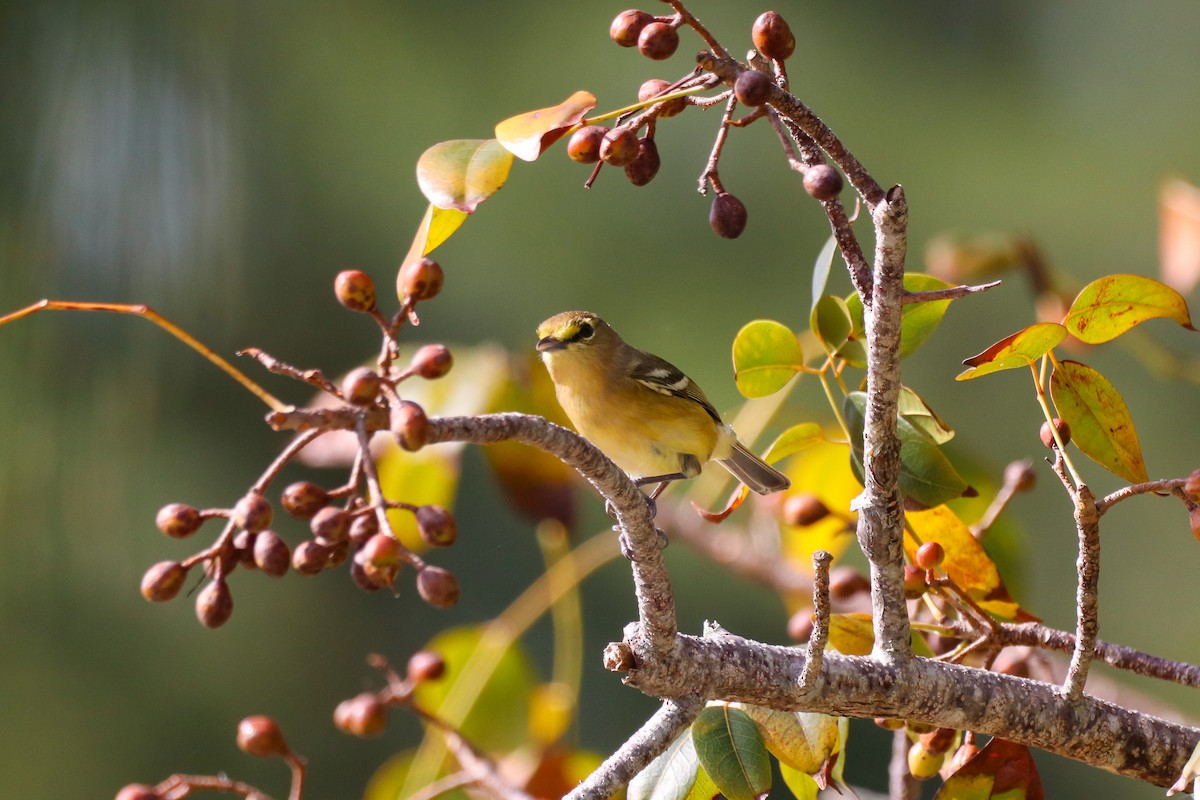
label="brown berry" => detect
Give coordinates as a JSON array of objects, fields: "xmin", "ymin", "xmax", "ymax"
[
  {"xmin": 349, "ymin": 559, "xmax": 384, "ymax": 592},
  {"xmin": 1184, "ymin": 467, "xmax": 1200, "ymax": 500},
  {"xmin": 392, "ymin": 400, "xmax": 429, "ymax": 452},
  {"xmin": 915, "ymin": 541, "xmax": 945, "ymax": 570},
  {"xmin": 349, "ymin": 512, "xmax": 379, "ymax": 547},
  {"xmin": 325, "ymin": 538, "xmax": 351, "ymax": 568},
  {"xmin": 786, "ymin": 609, "xmax": 814, "ymax": 642},
  {"xmin": 416, "ymin": 505, "xmax": 457, "ymax": 547},
  {"xmin": 334, "ymin": 269, "xmax": 377, "ymax": 313},
  {"xmin": 783, "ymin": 493, "xmax": 829, "ymax": 527},
  {"xmin": 919, "ymin": 727, "xmax": 957, "ymax": 756},
  {"xmin": 342, "ymin": 367, "xmax": 382, "ymax": 406},
  {"xmin": 903, "ymin": 564, "xmax": 927, "ymax": 599},
  {"xmin": 292, "ymin": 540, "xmax": 330, "ymax": 575},
  {"xmin": 610, "ymin": 9, "xmax": 654, "ymax": 48},
  {"xmin": 141, "ymin": 560, "xmax": 188, "ymax": 602},
  {"xmin": 196, "ymin": 579, "xmax": 233, "ymax": 628},
  {"xmin": 115, "ymin": 785, "xmax": 161, "ymax": 800},
  {"xmin": 417, "ymin": 565, "xmax": 461, "ymax": 608},
  {"xmin": 752, "ymin": 10, "xmax": 796, "ymax": 61},
  {"xmin": 734, "ymin": 70, "xmax": 773, "ymax": 107},
  {"xmin": 233, "ymin": 493, "xmax": 273, "ymax": 533},
  {"xmin": 233, "ymin": 530, "xmax": 258, "ymax": 568},
  {"xmin": 567, "ymin": 125, "xmax": 608, "ymax": 164},
  {"xmin": 361, "ymin": 532, "xmax": 403, "ymax": 568},
  {"xmin": 600, "ymin": 127, "xmax": 640, "ymax": 167},
  {"xmin": 334, "ymin": 692, "xmax": 388, "ymax": 737},
  {"xmin": 638, "ymin": 21, "xmax": 679, "ymax": 60},
  {"xmin": 803, "ymin": 164, "xmax": 844, "ymax": 201},
  {"xmin": 411, "ymin": 343, "xmax": 453, "ymax": 379},
  {"xmin": 281, "ymin": 481, "xmax": 329, "ymax": 519},
  {"xmin": 237, "ymin": 715, "xmax": 288, "ymax": 758},
  {"xmin": 1004, "ymin": 460, "xmax": 1038, "ymax": 493},
  {"xmin": 638, "ymin": 78, "xmax": 686, "ymax": 117},
  {"xmin": 407, "ymin": 650, "xmax": 447, "ymax": 683},
  {"xmin": 253, "ymin": 530, "xmax": 290, "ymax": 577},
  {"xmin": 624, "ymin": 137, "xmax": 661, "ymax": 187},
  {"xmin": 1039, "ymin": 418, "xmax": 1071, "ymax": 449},
  {"xmin": 310, "ymin": 506, "xmax": 350, "ymax": 545},
  {"xmin": 398, "ymin": 257, "xmax": 444, "ymax": 303},
  {"xmin": 828, "ymin": 566, "xmax": 870, "ymax": 601},
  {"xmin": 709, "ymin": 192, "xmax": 748, "ymax": 239},
  {"xmin": 155, "ymin": 503, "xmax": 202, "ymax": 538}
]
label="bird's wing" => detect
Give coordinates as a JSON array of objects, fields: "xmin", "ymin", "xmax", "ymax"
[{"xmin": 629, "ymin": 351, "xmax": 723, "ymax": 424}]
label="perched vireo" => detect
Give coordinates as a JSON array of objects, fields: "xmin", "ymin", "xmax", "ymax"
[{"xmin": 535, "ymin": 311, "xmax": 790, "ymax": 499}]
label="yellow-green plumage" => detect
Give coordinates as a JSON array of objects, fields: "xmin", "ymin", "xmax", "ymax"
[{"xmin": 535, "ymin": 310, "xmax": 789, "ymax": 494}]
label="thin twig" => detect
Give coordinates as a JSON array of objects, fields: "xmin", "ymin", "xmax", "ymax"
[
  {"xmin": 799, "ymin": 551, "xmax": 833, "ymax": 691},
  {"xmin": 698, "ymin": 93, "xmax": 739, "ymax": 194},
  {"xmin": 902, "ymin": 280, "xmax": 1002, "ymax": 304},
  {"xmin": 1096, "ymin": 477, "xmax": 1188, "ymax": 515},
  {"xmin": 250, "ymin": 429, "xmax": 324, "ymax": 495}
]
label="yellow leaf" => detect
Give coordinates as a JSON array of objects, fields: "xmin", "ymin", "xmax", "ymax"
[
  {"xmin": 416, "ymin": 138, "xmax": 514, "ymax": 213},
  {"xmin": 1062, "ymin": 273, "xmax": 1196, "ymax": 344},
  {"xmin": 732, "ymin": 703, "xmax": 839, "ymax": 774},
  {"xmin": 1050, "ymin": 360, "xmax": 1148, "ymax": 483},
  {"xmin": 957, "ymin": 322, "xmax": 1066, "ymax": 380}
]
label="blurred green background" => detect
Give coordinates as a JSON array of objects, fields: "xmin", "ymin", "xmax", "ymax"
[{"xmin": 2, "ymin": 1, "xmax": 1200, "ymax": 797}]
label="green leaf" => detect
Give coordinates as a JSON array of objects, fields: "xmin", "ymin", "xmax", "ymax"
[
  {"xmin": 810, "ymin": 235, "xmax": 838, "ymax": 314},
  {"xmin": 494, "ymin": 90, "xmax": 597, "ymax": 162},
  {"xmin": 732, "ymin": 704, "xmax": 838, "ymax": 774},
  {"xmin": 1062, "ymin": 273, "xmax": 1196, "ymax": 344},
  {"xmin": 844, "ymin": 273, "xmax": 955, "ymax": 366},
  {"xmin": 691, "ymin": 705, "xmax": 772, "ymax": 800},
  {"xmin": 629, "ymin": 728, "xmax": 700, "ymax": 800},
  {"xmin": 732, "ymin": 320, "xmax": 803, "ymax": 398},
  {"xmin": 1050, "ymin": 360, "xmax": 1149, "ymax": 483},
  {"xmin": 416, "ymin": 139, "xmax": 515, "ymax": 213},
  {"xmin": 810, "ymin": 295, "xmax": 853, "ymax": 352},
  {"xmin": 845, "ymin": 392, "xmax": 971, "ymax": 507},
  {"xmin": 956, "ymin": 322, "xmax": 1067, "ymax": 380},
  {"xmin": 898, "ymin": 386, "xmax": 954, "ymax": 444},
  {"xmin": 762, "ymin": 422, "xmax": 823, "ymax": 464}
]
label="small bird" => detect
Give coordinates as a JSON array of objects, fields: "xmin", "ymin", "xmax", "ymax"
[{"xmin": 535, "ymin": 310, "xmax": 790, "ymax": 501}]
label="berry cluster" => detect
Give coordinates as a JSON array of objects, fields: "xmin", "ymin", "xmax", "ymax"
[
  {"xmin": 140, "ymin": 263, "xmax": 463, "ymax": 628},
  {"xmin": 566, "ymin": 9, "xmax": 841, "ymax": 242}
]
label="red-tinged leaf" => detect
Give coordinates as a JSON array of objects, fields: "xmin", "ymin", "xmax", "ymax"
[
  {"xmin": 1050, "ymin": 360, "xmax": 1148, "ymax": 483},
  {"xmin": 416, "ymin": 139, "xmax": 514, "ymax": 213},
  {"xmin": 956, "ymin": 323, "xmax": 1067, "ymax": 381},
  {"xmin": 692, "ymin": 484, "xmax": 749, "ymax": 523},
  {"xmin": 1062, "ymin": 273, "xmax": 1196, "ymax": 344},
  {"xmin": 495, "ymin": 90, "xmax": 598, "ymax": 162},
  {"xmin": 1160, "ymin": 178, "xmax": 1200, "ymax": 296},
  {"xmin": 400, "ymin": 204, "xmax": 469, "ymax": 272},
  {"xmin": 937, "ymin": 738, "xmax": 1044, "ymax": 800}
]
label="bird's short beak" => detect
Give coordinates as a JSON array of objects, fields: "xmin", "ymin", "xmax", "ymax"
[{"xmin": 536, "ymin": 336, "xmax": 566, "ymax": 352}]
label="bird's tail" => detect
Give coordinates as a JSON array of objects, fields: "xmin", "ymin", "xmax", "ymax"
[{"xmin": 716, "ymin": 441, "xmax": 791, "ymax": 495}]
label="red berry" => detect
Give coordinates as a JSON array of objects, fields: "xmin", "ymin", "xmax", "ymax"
[
  {"xmin": 342, "ymin": 367, "xmax": 382, "ymax": 406},
  {"xmin": 281, "ymin": 481, "xmax": 329, "ymax": 519},
  {"xmin": 752, "ymin": 11, "xmax": 796, "ymax": 61},
  {"xmin": 610, "ymin": 9, "xmax": 654, "ymax": 48},
  {"xmin": 141, "ymin": 561, "xmax": 188, "ymax": 602},
  {"xmin": 196, "ymin": 579, "xmax": 233, "ymax": 628},
  {"xmin": 567, "ymin": 125, "xmax": 608, "ymax": 164},
  {"xmin": 361, "ymin": 532, "xmax": 403, "ymax": 568},
  {"xmin": 392, "ymin": 400, "xmax": 429, "ymax": 452},
  {"xmin": 237, "ymin": 715, "xmax": 288, "ymax": 758},
  {"xmin": 407, "ymin": 650, "xmax": 447, "ymax": 683},
  {"xmin": 233, "ymin": 493, "xmax": 273, "ymax": 533},
  {"xmin": 638, "ymin": 21, "xmax": 679, "ymax": 61},
  {"xmin": 903, "ymin": 564, "xmax": 927, "ymax": 599},
  {"xmin": 155, "ymin": 503, "xmax": 202, "ymax": 538},
  {"xmin": 783, "ymin": 493, "xmax": 829, "ymax": 527},
  {"xmin": 334, "ymin": 692, "xmax": 388, "ymax": 737},
  {"xmin": 334, "ymin": 270, "xmax": 377, "ymax": 313},
  {"xmin": 398, "ymin": 257, "xmax": 444, "ymax": 303},
  {"xmin": 1039, "ymin": 418, "xmax": 1071, "ymax": 449},
  {"xmin": 600, "ymin": 128, "xmax": 640, "ymax": 167},
  {"xmin": 411, "ymin": 344, "xmax": 453, "ymax": 379},
  {"xmin": 915, "ymin": 541, "xmax": 945, "ymax": 570}
]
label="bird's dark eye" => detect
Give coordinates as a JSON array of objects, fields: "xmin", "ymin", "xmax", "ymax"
[{"xmin": 577, "ymin": 322, "xmax": 594, "ymax": 339}]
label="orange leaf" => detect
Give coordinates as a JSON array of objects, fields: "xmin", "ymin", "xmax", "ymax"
[
  {"xmin": 692, "ymin": 484, "xmax": 749, "ymax": 523},
  {"xmin": 956, "ymin": 322, "xmax": 1066, "ymax": 380},
  {"xmin": 495, "ymin": 90, "xmax": 598, "ymax": 162},
  {"xmin": 1160, "ymin": 178, "xmax": 1200, "ymax": 296}
]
